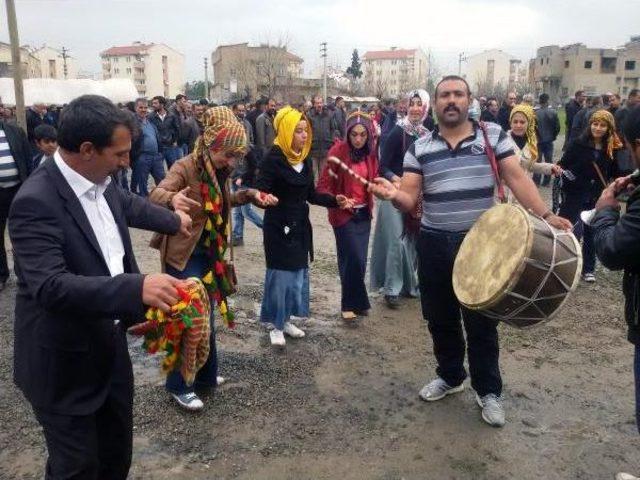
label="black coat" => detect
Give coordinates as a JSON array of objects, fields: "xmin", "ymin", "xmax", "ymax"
[
  {"xmin": 148, "ymin": 110, "xmax": 180, "ymax": 147},
  {"xmin": 8, "ymin": 158, "xmax": 180, "ymax": 415},
  {"xmin": 379, "ymin": 124, "xmax": 422, "ymax": 180},
  {"xmin": 497, "ymin": 105, "xmax": 512, "ymax": 131},
  {"xmin": 593, "ymin": 187, "xmax": 640, "ymax": 344},
  {"xmin": 558, "ymin": 139, "xmax": 619, "ymax": 220},
  {"xmin": 0, "ymin": 120, "xmax": 32, "ymax": 179},
  {"xmin": 480, "ymin": 110, "xmax": 499, "ymax": 123},
  {"xmin": 255, "ymin": 146, "xmax": 337, "ymax": 270}
]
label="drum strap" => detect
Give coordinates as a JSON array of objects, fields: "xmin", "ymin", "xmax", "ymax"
[{"xmin": 479, "ymin": 121, "xmax": 506, "ymax": 203}]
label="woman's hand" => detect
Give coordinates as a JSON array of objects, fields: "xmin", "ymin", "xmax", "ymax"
[
  {"xmin": 368, "ymin": 177, "xmax": 399, "ymax": 201},
  {"xmin": 248, "ymin": 189, "xmax": 279, "ymax": 207},
  {"xmin": 171, "ymin": 187, "xmax": 201, "ymax": 213},
  {"xmin": 336, "ymin": 194, "xmax": 355, "ymax": 209},
  {"xmin": 550, "ymin": 164, "xmax": 563, "ymax": 177}
]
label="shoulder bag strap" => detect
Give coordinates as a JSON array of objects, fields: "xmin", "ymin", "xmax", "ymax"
[
  {"xmin": 591, "ymin": 159, "xmax": 609, "ymax": 189},
  {"xmin": 479, "ymin": 121, "xmax": 506, "ymax": 203}
]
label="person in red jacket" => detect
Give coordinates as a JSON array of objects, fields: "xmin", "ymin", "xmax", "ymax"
[{"xmin": 318, "ymin": 112, "xmax": 378, "ymax": 320}]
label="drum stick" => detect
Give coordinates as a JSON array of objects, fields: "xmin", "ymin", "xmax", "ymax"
[{"xmin": 327, "ymin": 156, "xmax": 370, "ymax": 187}]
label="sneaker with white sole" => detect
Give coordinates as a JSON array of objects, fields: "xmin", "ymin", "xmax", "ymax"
[
  {"xmin": 617, "ymin": 474, "xmax": 640, "ymax": 480},
  {"xmin": 475, "ymin": 393, "xmax": 505, "ymax": 427},
  {"xmin": 216, "ymin": 376, "xmax": 226, "ymax": 386},
  {"xmin": 283, "ymin": 322, "xmax": 305, "ymax": 338},
  {"xmin": 582, "ymin": 273, "xmax": 596, "ymax": 283},
  {"xmin": 270, "ymin": 329, "xmax": 286, "ymax": 346},
  {"xmin": 171, "ymin": 392, "xmax": 204, "ymax": 411},
  {"xmin": 418, "ymin": 377, "xmax": 464, "ymax": 402}
]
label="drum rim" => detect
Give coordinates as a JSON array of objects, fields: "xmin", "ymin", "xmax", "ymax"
[{"xmin": 454, "ymin": 204, "xmax": 535, "ymax": 310}]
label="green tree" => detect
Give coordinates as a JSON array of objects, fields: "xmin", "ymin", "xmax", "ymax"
[
  {"xmin": 346, "ymin": 49, "xmax": 363, "ymax": 79},
  {"xmin": 185, "ymin": 81, "xmax": 207, "ymax": 100}
]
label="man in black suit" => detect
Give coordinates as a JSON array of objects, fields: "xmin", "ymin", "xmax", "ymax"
[{"xmin": 9, "ymin": 95, "xmax": 193, "ymax": 480}]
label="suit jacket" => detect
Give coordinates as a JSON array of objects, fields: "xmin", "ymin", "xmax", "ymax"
[{"xmin": 9, "ymin": 157, "xmax": 180, "ymax": 415}]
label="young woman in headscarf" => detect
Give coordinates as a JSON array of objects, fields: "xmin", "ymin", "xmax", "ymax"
[
  {"xmin": 370, "ymin": 89, "xmax": 433, "ymax": 309},
  {"xmin": 506, "ymin": 104, "xmax": 562, "ymax": 201},
  {"xmin": 255, "ymin": 106, "xmax": 352, "ymax": 347},
  {"xmin": 317, "ymin": 112, "xmax": 378, "ymax": 321},
  {"xmin": 558, "ymin": 109, "xmax": 623, "ymax": 283},
  {"xmin": 149, "ymin": 106, "xmax": 276, "ymax": 410}
]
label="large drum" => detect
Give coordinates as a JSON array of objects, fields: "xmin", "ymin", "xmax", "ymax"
[{"xmin": 452, "ymin": 203, "xmax": 582, "ymax": 328}]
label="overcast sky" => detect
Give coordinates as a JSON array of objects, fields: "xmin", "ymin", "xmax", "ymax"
[{"xmin": 1, "ymin": 0, "xmax": 638, "ymax": 82}]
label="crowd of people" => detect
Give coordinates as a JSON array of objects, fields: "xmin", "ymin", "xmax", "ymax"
[{"xmin": 2, "ymin": 76, "xmax": 640, "ymax": 480}]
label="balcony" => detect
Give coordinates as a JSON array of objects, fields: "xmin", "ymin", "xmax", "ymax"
[{"xmin": 134, "ymin": 61, "xmax": 145, "ymax": 69}]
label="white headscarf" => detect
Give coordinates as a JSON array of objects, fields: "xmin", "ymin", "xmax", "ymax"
[{"xmin": 397, "ymin": 89, "xmax": 431, "ymax": 138}]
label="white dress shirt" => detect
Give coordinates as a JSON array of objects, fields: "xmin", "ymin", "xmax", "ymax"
[{"xmin": 54, "ymin": 151, "xmax": 125, "ymax": 277}]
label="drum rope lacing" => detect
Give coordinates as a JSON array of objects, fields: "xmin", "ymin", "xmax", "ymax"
[{"xmin": 482, "ymin": 215, "xmax": 580, "ymax": 325}]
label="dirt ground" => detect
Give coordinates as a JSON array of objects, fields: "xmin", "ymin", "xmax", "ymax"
[{"xmin": 1, "ymin": 185, "xmax": 639, "ymax": 480}]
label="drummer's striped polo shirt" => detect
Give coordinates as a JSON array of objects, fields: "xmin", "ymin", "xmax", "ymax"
[{"xmin": 403, "ymin": 121, "xmax": 515, "ymax": 232}]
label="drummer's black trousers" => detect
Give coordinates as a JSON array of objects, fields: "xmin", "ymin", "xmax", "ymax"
[{"xmin": 417, "ymin": 228, "xmax": 502, "ymax": 396}]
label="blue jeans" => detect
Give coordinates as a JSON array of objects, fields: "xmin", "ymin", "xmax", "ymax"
[
  {"xmin": 161, "ymin": 145, "xmax": 184, "ymax": 169},
  {"xmin": 231, "ymin": 184, "xmax": 263, "ymax": 240},
  {"xmin": 533, "ymin": 141, "xmax": 554, "ymax": 186},
  {"xmin": 116, "ymin": 168, "xmax": 129, "ymax": 191},
  {"xmin": 417, "ymin": 228, "xmax": 502, "ymax": 396},
  {"xmin": 132, "ymin": 152, "xmax": 165, "ymax": 197},
  {"xmin": 165, "ymin": 249, "xmax": 218, "ymax": 395},
  {"xmin": 635, "ymin": 345, "xmax": 640, "ymax": 433}
]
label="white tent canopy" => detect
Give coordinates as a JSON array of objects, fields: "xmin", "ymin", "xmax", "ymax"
[{"xmin": 0, "ymin": 78, "xmax": 138, "ymax": 106}]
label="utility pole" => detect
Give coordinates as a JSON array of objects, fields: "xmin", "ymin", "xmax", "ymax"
[
  {"xmin": 204, "ymin": 57, "xmax": 209, "ymax": 100},
  {"xmin": 458, "ymin": 52, "xmax": 467, "ymax": 77},
  {"xmin": 619, "ymin": 50, "xmax": 626, "ymax": 96},
  {"xmin": 320, "ymin": 42, "xmax": 327, "ymax": 103},
  {"xmin": 61, "ymin": 46, "xmax": 69, "ymax": 79},
  {"xmin": 5, "ymin": 0, "xmax": 26, "ymax": 131},
  {"xmin": 427, "ymin": 50, "xmax": 432, "ymax": 89}
]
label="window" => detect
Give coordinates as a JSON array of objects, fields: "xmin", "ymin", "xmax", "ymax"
[
  {"xmin": 584, "ymin": 60, "xmax": 593, "ymax": 69},
  {"xmin": 546, "ymin": 58, "xmax": 549, "ymax": 64},
  {"xmin": 565, "ymin": 60, "xmax": 570, "ymax": 68},
  {"xmin": 540, "ymin": 58, "xmax": 543, "ymax": 66},
  {"xmin": 562, "ymin": 87, "xmax": 569, "ymax": 96},
  {"xmin": 126, "ymin": 67, "xmax": 131, "ymax": 74},
  {"xmin": 626, "ymin": 60, "xmax": 636, "ymax": 71},
  {"xmin": 126, "ymin": 56, "xmax": 131, "ymax": 62},
  {"xmin": 601, "ymin": 57, "xmax": 616, "ymax": 73},
  {"xmin": 114, "ymin": 68, "xmax": 119, "ymax": 74}
]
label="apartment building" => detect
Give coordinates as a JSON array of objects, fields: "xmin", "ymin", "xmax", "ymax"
[
  {"xmin": 462, "ymin": 49, "xmax": 524, "ymax": 95},
  {"xmin": 101, "ymin": 42, "xmax": 185, "ymax": 99},
  {"xmin": 0, "ymin": 42, "xmax": 42, "ymax": 78},
  {"xmin": 211, "ymin": 42, "xmax": 304, "ymax": 101},
  {"xmin": 362, "ymin": 48, "xmax": 429, "ymax": 98},
  {"xmin": 533, "ymin": 36, "xmax": 640, "ymax": 102},
  {"xmin": 31, "ymin": 45, "xmax": 78, "ymax": 79}
]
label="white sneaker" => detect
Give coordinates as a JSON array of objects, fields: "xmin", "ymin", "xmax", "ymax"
[
  {"xmin": 582, "ymin": 273, "xmax": 596, "ymax": 283},
  {"xmin": 283, "ymin": 322, "xmax": 305, "ymax": 338},
  {"xmin": 617, "ymin": 474, "xmax": 640, "ymax": 480},
  {"xmin": 216, "ymin": 376, "xmax": 226, "ymax": 386},
  {"xmin": 171, "ymin": 392, "xmax": 204, "ymax": 411},
  {"xmin": 475, "ymin": 393, "xmax": 506, "ymax": 427},
  {"xmin": 418, "ymin": 377, "xmax": 464, "ymax": 402},
  {"xmin": 270, "ymin": 329, "xmax": 286, "ymax": 346}
]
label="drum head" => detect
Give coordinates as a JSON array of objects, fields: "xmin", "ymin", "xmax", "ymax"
[{"xmin": 453, "ymin": 204, "xmax": 534, "ymax": 309}]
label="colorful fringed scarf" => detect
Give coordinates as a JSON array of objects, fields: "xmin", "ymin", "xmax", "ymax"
[
  {"xmin": 199, "ymin": 161, "xmax": 236, "ymax": 328},
  {"xmin": 129, "ymin": 278, "xmax": 211, "ymax": 385}
]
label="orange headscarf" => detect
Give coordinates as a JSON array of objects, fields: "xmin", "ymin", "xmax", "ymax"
[{"xmin": 589, "ymin": 109, "xmax": 623, "ymax": 159}]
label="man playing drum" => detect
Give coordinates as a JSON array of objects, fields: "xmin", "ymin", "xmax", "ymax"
[{"xmin": 369, "ymin": 75, "xmax": 572, "ymax": 427}]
